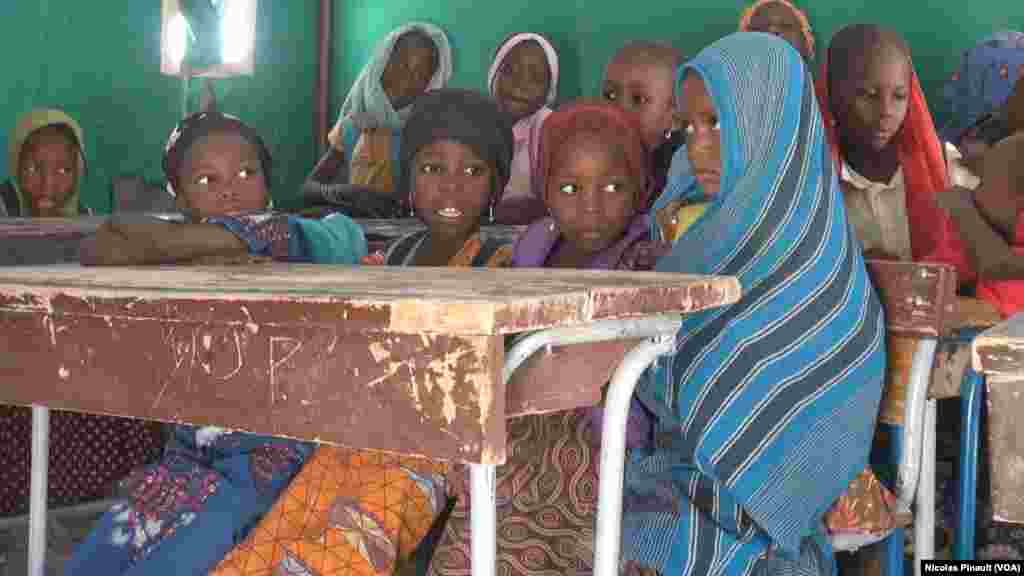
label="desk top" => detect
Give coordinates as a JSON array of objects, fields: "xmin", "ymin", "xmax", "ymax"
[
  {"xmin": 973, "ymin": 313, "xmax": 1024, "ymax": 376},
  {"xmin": 0, "ymin": 264, "xmax": 740, "ymax": 335}
]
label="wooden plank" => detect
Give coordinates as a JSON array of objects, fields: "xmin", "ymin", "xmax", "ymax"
[
  {"xmin": 0, "ymin": 265, "xmax": 740, "ymax": 463},
  {"xmin": 972, "ymin": 313, "xmax": 1024, "ymax": 376},
  {"xmin": 0, "ymin": 216, "xmax": 526, "ymax": 265},
  {"xmin": 0, "ymin": 265, "xmax": 740, "ymax": 335},
  {"xmin": 984, "ymin": 373, "xmax": 1024, "ymax": 523},
  {"xmin": 0, "ymin": 309, "xmax": 505, "ymax": 463},
  {"xmin": 864, "ymin": 259, "xmax": 957, "ymax": 338}
]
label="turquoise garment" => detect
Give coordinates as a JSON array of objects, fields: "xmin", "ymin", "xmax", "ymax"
[
  {"xmin": 66, "ymin": 212, "xmax": 366, "ymax": 575},
  {"xmin": 622, "ymin": 33, "xmax": 885, "ymax": 576}
]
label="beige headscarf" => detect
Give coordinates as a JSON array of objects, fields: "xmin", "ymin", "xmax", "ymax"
[{"xmin": 7, "ymin": 108, "xmax": 86, "ymax": 217}]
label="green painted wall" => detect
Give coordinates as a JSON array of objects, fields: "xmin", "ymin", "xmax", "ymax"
[
  {"xmin": 334, "ymin": 0, "xmax": 1024, "ymax": 132},
  {"xmin": 0, "ymin": 1, "xmax": 318, "ymax": 213}
]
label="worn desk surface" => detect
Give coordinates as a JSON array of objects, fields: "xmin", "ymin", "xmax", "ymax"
[
  {"xmin": 0, "ymin": 264, "xmax": 739, "ymax": 464},
  {"xmin": 972, "ymin": 313, "xmax": 1024, "ymax": 377}
]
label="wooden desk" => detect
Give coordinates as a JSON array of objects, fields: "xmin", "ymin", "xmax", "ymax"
[
  {"xmin": 0, "ymin": 264, "xmax": 740, "ymax": 576},
  {"xmin": 0, "ymin": 216, "xmax": 527, "ymax": 265}
]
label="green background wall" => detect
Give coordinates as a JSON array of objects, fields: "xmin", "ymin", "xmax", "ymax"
[
  {"xmin": 334, "ymin": 0, "xmax": 1024, "ymax": 139},
  {"xmin": 0, "ymin": 0, "xmax": 317, "ymax": 213},
  {"xmin": 2, "ymin": 2, "xmax": 1021, "ymax": 214}
]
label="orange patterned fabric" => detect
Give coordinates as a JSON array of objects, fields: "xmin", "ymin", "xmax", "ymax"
[
  {"xmin": 212, "ymin": 448, "xmax": 450, "ymax": 576},
  {"xmin": 825, "ymin": 467, "xmax": 909, "ymax": 536}
]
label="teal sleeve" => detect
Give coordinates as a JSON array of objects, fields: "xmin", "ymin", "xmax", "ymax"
[{"xmin": 291, "ymin": 213, "xmax": 367, "ymax": 264}]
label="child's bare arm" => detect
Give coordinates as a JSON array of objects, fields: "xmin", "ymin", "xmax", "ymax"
[
  {"xmin": 80, "ymin": 218, "xmax": 246, "ymax": 266},
  {"xmin": 937, "ymin": 187, "xmax": 1024, "ymax": 280}
]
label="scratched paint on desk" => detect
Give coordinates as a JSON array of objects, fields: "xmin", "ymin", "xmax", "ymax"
[{"xmin": 0, "ymin": 302, "xmax": 506, "ymax": 464}]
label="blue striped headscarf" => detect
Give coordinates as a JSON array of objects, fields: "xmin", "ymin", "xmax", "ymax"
[{"xmin": 623, "ymin": 32, "xmax": 886, "ymax": 575}]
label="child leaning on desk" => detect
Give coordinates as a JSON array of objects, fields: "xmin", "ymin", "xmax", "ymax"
[
  {"xmin": 209, "ymin": 88, "xmax": 517, "ymax": 576},
  {"xmin": 72, "ymin": 111, "xmax": 366, "ymax": 576}
]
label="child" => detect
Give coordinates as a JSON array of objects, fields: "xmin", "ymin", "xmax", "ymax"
[
  {"xmin": 620, "ymin": 32, "xmax": 885, "ymax": 576},
  {"xmin": 209, "ymin": 88, "xmax": 515, "ymax": 576},
  {"xmin": 304, "ymin": 23, "xmax": 452, "ymax": 218},
  {"xmin": 1, "ymin": 108, "xmax": 90, "ymax": 217},
  {"xmin": 941, "ymin": 32, "xmax": 1024, "ymax": 149},
  {"xmin": 69, "ymin": 111, "xmax": 366, "ymax": 575},
  {"xmin": 739, "ymin": 0, "xmax": 815, "ymax": 62},
  {"xmin": 817, "ymin": 24, "xmax": 974, "ymax": 276},
  {"xmin": 602, "ymin": 41, "xmax": 683, "ymax": 206},
  {"xmin": 940, "ymin": 133, "xmax": 1024, "ymax": 317},
  {"xmin": 427, "ymin": 101, "xmax": 665, "ymax": 576},
  {"xmin": 488, "ymin": 32, "xmax": 559, "ymax": 225}
]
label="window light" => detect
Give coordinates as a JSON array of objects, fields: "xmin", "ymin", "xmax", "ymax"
[{"xmin": 161, "ymin": 0, "xmax": 256, "ymax": 78}]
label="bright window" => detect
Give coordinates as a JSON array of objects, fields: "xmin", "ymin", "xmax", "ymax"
[{"xmin": 161, "ymin": 0, "xmax": 257, "ymax": 77}]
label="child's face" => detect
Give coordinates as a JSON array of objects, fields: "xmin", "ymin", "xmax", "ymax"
[
  {"xmin": 603, "ymin": 55, "xmax": 676, "ymax": 151},
  {"xmin": 19, "ymin": 127, "xmax": 77, "ymax": 217},
  {"xmin": 176, "ymin": 130, "xmax": 268, "ymax": 220},
  {"xmin": 745, "ymin": 2, "xmax": 808, "ymax": 60},
  {"xmin": 413, "ymin": 139, "xmax": 492, "ymax": 240},
  {"xmin": 547, "ymin": 131, "xmax": 637, "ymax": 256},
  {"xmin": 494, "ymin": 40, "xmax": 551, "ymax": 123},
  {"xmin": 681, "ymin": 73, "xmax": 723, "ymax": 196},
  {"xmin": 836, "ymin": 48, "xmax": 910, "ymax": 152},
  {"xmin": 381, "ymin": 33, "xmax": 438, "ymax": 111}
]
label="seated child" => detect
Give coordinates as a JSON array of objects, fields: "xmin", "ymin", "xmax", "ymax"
[
  {"xmin": 939, "ymin": 133, "xmax": 1024, "ymax": 317},
  {"xmin": 489, "ymin": 32, "xmax": 560, "ymax": 225},
  {"xmin": 739, "ymin": 0, "xmax": 815, "ymax": 62},
  {"xmin": 817, "ymin": 24, "xmax": 973, "ymax": 278},
  {"xmin": 210, "ymin": 88, "xmax": 515, "ymax": 576},
  {"xmin": 427, "ymin": 101, "xmax": 665, "ymax": 576},
  {"xmin": 304, "ymin": 22, "xmax": 452, "ymax": 218},
  {"xmin": 1, "ymin": 108, "xmax": 90, "ymax": 217},
  {"xmin": 0, "ymin": 108, "xmax": 163, "ymax": 524},
  {"xmin": 602, "ymin": 40, "xmax": 683, "ymax": 206},
  {"xmin": 940, "ymin": 32, "xmax": 1024, "ymax": 184},
  {"xmin": 69, "ymin": 111, "xmax": 366, "ymax": 575}
]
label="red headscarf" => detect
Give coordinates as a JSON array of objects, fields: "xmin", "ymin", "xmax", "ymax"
[
  {"xmin": 816, "ymin": 25, "xmax": 973, "ymax": 281},
  {"xmin": 535, "ymin": 100, "xmax": 651, "ymax": 210}
]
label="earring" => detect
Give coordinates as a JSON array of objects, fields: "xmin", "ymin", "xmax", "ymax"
[
  {"xmin": 665, "ymin": 129, "xmax": 673, "ymax": 141},
  {"xmin": 489, "ymin": 203, "xmax": 495, "ymax": 223}
]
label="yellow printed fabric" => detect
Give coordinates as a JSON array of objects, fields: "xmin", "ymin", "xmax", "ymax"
[{"xmin": 212, "ymin": 448, "xmax": 450, "ymax": 576}]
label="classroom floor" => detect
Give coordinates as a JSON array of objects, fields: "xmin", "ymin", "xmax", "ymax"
[{"xmin": 0, "ymin": 508, "xmax": 103, "ymax": 576}]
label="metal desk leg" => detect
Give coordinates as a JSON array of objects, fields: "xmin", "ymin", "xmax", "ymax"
[
  {"xmin": 470, "ymin": 463, "xmax": 497, "ymax": 576},
  {"xmin": 914, "ymin": 399, "xmax": 937, "ymax": 576},
  {"xmin": 29, "ymin": 405, "xmax": 50, "ymax": 576},
  {"xmin": 955, "ymin": 368, "xmax": 983, "ymax": 560},
  {"xmin": 594, "ymin": 335, "xmax": 677, "ymax": 576}
]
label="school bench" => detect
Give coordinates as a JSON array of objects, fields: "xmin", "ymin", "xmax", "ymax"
[{"xmin": 0, "ymin": 264, "xmax": 740, "ymax": 576}]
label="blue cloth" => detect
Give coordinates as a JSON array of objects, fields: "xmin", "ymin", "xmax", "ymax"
[
  {"xmin": 66, "ymin": 213, "xmax": 366, "ymax": 574},
  {"xmin": 622, "ymin": 32, "xmax": 886, "ymax": 576},
  {"xmin": 65, "ymin": 428, "xmax": 313, "ymax": 575},
  {"xmin": 941, "ymin": 31, "xmax": 1024, "ymax": 144}
]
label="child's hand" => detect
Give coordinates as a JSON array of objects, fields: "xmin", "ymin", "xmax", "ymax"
[{"xmin": 80, "ymin": 219, "xmax": 164, "ymax": 266}]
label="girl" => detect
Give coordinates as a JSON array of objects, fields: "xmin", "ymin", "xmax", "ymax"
[
  {"xmin": 621, "ymin": 32, "xmax": 885, "ymax": 575},
  {"xmin": 304, "ymin": 23, "xmax": 452, "ymax": 218},
  {"xmin": 210, "ymin": 88, "xmax": 515, "ymax": 576},
  {"xmin": 941, "ymin": 31, "xmax": 1024, "ymax": 158},
  {"xmin": 602, "ymin": 41, "xmax": 683, "ymax": 206},
  {"xmin": 488, "ymin": 32, "xmax": 559, "ymax": 226},
  {"xmin": 70, "ymin": 111, "xmax": 366, "ymax": 575},
  {"xmin": 1, "ymin": 108, "xmax": 90, "ymax": 217},
  {"xmin": 817, "ymin": 24, "xmax": 974, "ymax": 274},
  {"xmin": 427, "ymin": 101, "xmax": 666, "ymax": 576},
  {"xmin": 738, "ymin": 0, "xmax": 815, "ymax": 62}
]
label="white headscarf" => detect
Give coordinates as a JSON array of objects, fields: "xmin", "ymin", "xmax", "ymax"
[
  {"xmin": 486, "ymin": 33, "xmax": 559, "ymax": 106},
  {"xmin": 328, "ymin": 22, "xmax": 452, "ymax": 145}
]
